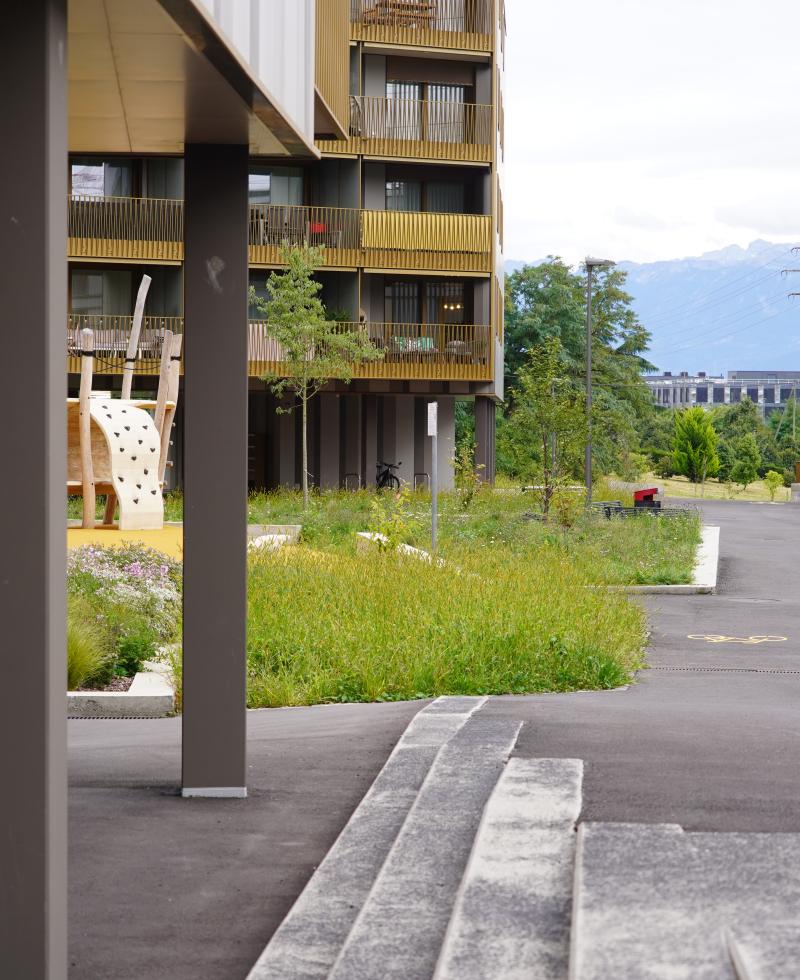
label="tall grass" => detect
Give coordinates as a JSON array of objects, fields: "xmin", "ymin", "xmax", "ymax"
[
  {"xmin": 246, "ymin": 544, "xmax": 647, "ymax": 708},
  {"xmin": 67, "ymin": 602, "xmax": 112, "ymax": 689}
]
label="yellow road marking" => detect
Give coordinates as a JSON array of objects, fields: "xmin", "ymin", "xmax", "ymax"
[{"xmin": 687, "ymin": 634, "xmax": 787, "ymax": 645}]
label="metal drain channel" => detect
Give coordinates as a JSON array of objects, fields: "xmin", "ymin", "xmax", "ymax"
[{"xmin": 649, "ymin": 666, "xmax": 800, "ymax": 675}]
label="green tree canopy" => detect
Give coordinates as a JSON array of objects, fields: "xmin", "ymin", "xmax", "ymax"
[
  {"xmin": 673, "ymin": 407, "xmax": 719, "ymax": 484},
  {"xmin": 504, "ymin": 259, "xmax": 655, "ymax": 475}
]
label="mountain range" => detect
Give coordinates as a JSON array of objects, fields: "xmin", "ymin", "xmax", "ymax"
[{"xmin": 506, "ymin": 241, "xmax": 800, "ymax": 375}]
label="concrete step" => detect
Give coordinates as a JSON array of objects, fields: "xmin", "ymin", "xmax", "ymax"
[
  {"xmin": 328, "ymin": 714, "xmax": 522, "ymax": 980},
  {"xmin": 727, "ymin": 924, "xmax": 800, "ymax": 980},
  {"xmin": 570, "ymin": 823, "xmax": 800, "ymax": 980},
  {"xmin": 434, "ymin": 758, "xmax": 583, "ymax": 980},
  {"xmin": 246, "ymin": 697, "xmax": 487, "ymax": 980}
]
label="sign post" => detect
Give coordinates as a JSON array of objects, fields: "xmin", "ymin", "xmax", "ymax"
[{"xmin": 428, "ymin": 401, "xmax": 438, "ymax": 552}]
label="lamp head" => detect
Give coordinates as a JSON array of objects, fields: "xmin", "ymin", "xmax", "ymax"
[{"xmin": 584, "ymin": 256, "xmax": 616, "ymax": 270}]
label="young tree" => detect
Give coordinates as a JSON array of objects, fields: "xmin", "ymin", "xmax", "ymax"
[
  {"xmin": 765, "ymin": 470, "xmax": 784, "ymax": 501},
  {"xmin": 251, "ymin": 244, "xmax": 382, "ymax": 508},
  {"xmin": 730, "ymin": 433, "xmax": 761, "ymax": 491},
  {"xmin": 503, "ymin": 337, "xmax": 585, "ymax": 517},
  {"xmin": 673, "ymin": 407, "xmax": 719, "ymax": 489}
]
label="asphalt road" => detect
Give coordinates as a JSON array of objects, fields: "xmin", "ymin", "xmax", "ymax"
[{"xmin": 486, "ymin": 498, "xmax": 800, "ymax": 832}]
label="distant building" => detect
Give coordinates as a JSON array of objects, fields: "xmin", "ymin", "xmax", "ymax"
[{"xmin": 644, "ymin": 371, "xmax": 800, "ymax": 417}]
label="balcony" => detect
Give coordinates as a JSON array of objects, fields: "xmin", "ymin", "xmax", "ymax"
[
  {"xmin": 66, "ymin": 316, "xmax": 492, "ymax": 382},
  {"xmin": 68, "ymin": 197, "xmax": 492, "ymax": 274},
  {"xmin": 350, "ymin": 0, "xmax": 493, "ymax": 52},
  {"xmin": 317, "ymin": 96, "xmax": 493, "ymax": 163},
  {"xmin": 250, "ymin": 204, "xmax": 492, "ymax": 273},
  {"xmin": 68, "ymin": 196, "xmax": 183, "ymax": 263}
]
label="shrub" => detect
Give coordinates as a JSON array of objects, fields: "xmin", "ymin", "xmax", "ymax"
[
  {"xmin": 765, "ymin": 470, "xmax": 784, "ymax": 501},
  {"xmin": 67, "ymin": 544, "xmax": 182, "ymax": 677}
]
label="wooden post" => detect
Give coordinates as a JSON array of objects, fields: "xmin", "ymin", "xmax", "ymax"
[
  {"xmin": 153, "ymin": 328, "xmax": 174, "ymax": 439},
  {"xmin": 104, "ymin": 274, "xmax": 153, "ymax": 523},
  {"xmin": 159, "ymin": 333, "xmax": 183, "ymax": 484},
  {"xmin": 79, "ymin": 327, "xmax": 95, "ymax": 528},
  {"xmin": 120, "ymin": 274, "xmax": 151, "ymax": 400}
]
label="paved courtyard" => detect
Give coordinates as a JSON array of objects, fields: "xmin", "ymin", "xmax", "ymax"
[{"xmin": 68, "ymin": 498, "xmax": 800, "ymax": 977}]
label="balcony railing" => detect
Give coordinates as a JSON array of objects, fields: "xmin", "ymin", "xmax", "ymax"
[
  {"xmin": 68, "ymin": 196, "xmax": 183, "ymax": 262},
  {"xmin": 68, "ymin": 197, "xmax": 491, "ymax": 273},
  {"xmin": 250, "ymin": 204, "xmax": 492, "ymax": 273},
  {"xmin": 66, "ymin": 316, "xmax": 492, "ymax": 381},
  {"xmin": 317, "ymin": 96, "xmax": 492, "ymax": 162},
  {"xmin": 350, "ymin": 0, "xmax": 493, "ymax": 51}
]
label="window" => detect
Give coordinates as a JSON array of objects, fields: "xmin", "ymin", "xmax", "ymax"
[
  {"xmin": 386, "ymin": 82, "xmax": 422, "ymax": 140},
  {"xmin": 426, "ymin": 182, "xmax": 465, "ymax": 213},
  {"xmin": 386, "ymin": 180, "xmax": 422, "ymax": 211},
  {"xmin": 730, "ymin": 387, "xmax": 741, "ymax": 403},
  {"xmin": 71, "ymin": 269, "xmax": 132, "ymax": 315},
  {"xmin": 426, "ymin": 282, "xmax": 465, "ymax": 324},
  {"xmin": 248, "ymin": 166, "xmax": 303, "ymax": 207},
  {"xmin": 71, "ymin": 158, "xmax": 133, "ymax": 197},
  {"xmin": 764, "ymin": 387, "xmax": 775, "ymax": 404},
  {"xmin": 695, "ymin": 386, "xmax": 708, "ymax": 404},
  {"xmin": 427, "ymin": 84, "xmax": 467, "ymax": 144},
  {"xmin": 713, "ymin": 387, "xmax": 725, "ymax": 403},
  {"xmin": 385, "ymin": 282, "xmax": 419, "ymax": 324},
  {"xmin": 746, "ymin": 387, "xmax": 759, "ymax": 403}
]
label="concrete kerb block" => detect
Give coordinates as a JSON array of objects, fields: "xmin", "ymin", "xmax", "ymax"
[{"xmin": 67, "ymin": 667, "xmax": 174, "ymax": 718}]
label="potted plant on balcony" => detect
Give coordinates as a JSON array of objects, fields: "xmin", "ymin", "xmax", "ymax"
[{"xmin": 250, "ymin": 243, "xmax": 383, "ymax": 509}]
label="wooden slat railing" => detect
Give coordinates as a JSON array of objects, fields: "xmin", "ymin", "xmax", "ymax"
[
  {"xmin": 249, "ymin": 320, "xmax": 492, "ymax": 380},
  {"xmin": 68, "ymin": 196, "xmax": 183, "ymax": 261},
  {"xmin": 315, "ymin": 0, "xmax": 350, "ymax": 135},
  {"xmin": 250, "ymin": 204, "xmax": 491, "ymax": 273},
  {"xmin": 68, "ymin": 198, "xmax": 492, "ymax": 273},
  {"xmin": 66, "ymin": 317, "xmax": 491, "ymax": 381},
  {"xmin": 317, "ymin": 96, "xmax": 492, "ymax": 162},
  {"xmin": 349, "ymin": 0, "xmax": 493, "ymax": 50},
  {"xmin": 66, "ymin": 314, "xmax": 184, "ymax": 375}
]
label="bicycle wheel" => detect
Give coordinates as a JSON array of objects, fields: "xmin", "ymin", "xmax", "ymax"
[{"xmin": 386, "ymin": 474, "xmax": 401, "ymax": 490}]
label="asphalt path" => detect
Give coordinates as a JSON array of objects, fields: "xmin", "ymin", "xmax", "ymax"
[{"xmin": 486, "ymin": 498, "xmax": 800, "ymax": 832}]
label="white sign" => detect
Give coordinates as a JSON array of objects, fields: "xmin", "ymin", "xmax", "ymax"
[{"xmin": 427, "ymin": 401, "xmax": 438, "ymax": 437}]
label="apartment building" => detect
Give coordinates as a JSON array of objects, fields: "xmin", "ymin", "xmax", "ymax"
[
  {"xmin": 66, "ymin": 0, "xmax": 507, "ymax": 490},
  {"xmin": 645, "ymin": 370, "xmax": 800, "ymax": 418}
]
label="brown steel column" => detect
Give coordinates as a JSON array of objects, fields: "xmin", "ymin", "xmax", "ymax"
[
  {"xmin": 182, "ymin": 144, "xmax": 249, "ymax": 797},
  {"xmin": 0, "ymin": 0, "xmax": 68, "ymax": 975},
  {"xmin": 474, "ymin": 396, "xmax": 496, "ymax": 484}
]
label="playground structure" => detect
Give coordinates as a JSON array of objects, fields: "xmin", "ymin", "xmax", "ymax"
[{"xmin": 67, "ymin": 275, "xmax": 181, "ymax": 531}]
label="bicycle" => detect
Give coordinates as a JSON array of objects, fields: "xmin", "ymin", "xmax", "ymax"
[{"xmin": 376, "ymin": 461, "xmax": 402, "ymax": 490}]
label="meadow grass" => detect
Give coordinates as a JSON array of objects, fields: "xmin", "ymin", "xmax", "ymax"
[{"xmin": 246, "ymin": 543, "xmax": 647, "ymax": 708}]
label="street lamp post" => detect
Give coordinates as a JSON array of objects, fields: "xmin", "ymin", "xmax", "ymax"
[{"xmin": 584, "ymin": 256, "xmax": 616, "ymax": 506}]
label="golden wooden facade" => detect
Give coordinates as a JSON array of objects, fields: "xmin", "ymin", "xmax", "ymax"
[
  {"xmin": 349, "ymin": 0, "xmax": 493, "ymax": 52},
  {"xmin": 315, "ymin": 0, "xmax": 351, "ymax": 134},
  {"xmin": 317, "ymin": 96, "xmax": 492, "ymax": 163},
  {"xmin": 67, "ymin": 316, "xmax": 493, "ymax": 382}
]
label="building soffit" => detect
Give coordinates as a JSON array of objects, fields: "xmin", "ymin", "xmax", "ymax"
[{"xmin": 68, "ymin": 0, "xmax": 319, "ymax": 157}]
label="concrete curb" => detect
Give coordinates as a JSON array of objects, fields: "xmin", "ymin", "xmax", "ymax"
[
  {"xmin": 67, "ymin": 667, "xmax": 174, "ymax": 718},
  {"xmin": 613, "ymin": 524, "xmax": 720, "ymax": 595}
]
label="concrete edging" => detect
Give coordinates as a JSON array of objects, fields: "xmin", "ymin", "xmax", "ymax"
[
  {"xmin": 67, "ymin": 666, "xmax": 174, "ymax": 719},
  {"xmin": 614, "ymin": 524, "xmax": 720, "ymax": 595}
]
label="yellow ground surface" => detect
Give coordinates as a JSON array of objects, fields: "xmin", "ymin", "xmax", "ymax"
[{"xmin": 67, "ymin": 525, "xmax": 184, "ymax": 559}]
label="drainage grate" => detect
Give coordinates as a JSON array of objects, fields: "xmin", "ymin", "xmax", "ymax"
[{"xmin": 649, "ymin": 666, "xmax": 800, "ymax": 675}]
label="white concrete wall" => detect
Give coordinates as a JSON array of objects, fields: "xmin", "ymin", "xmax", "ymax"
[{"xmin": 197, "ymin": 0, "xmax": 316, "ymax": 145}]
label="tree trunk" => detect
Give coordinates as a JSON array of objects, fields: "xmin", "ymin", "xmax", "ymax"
[{"xmin": 302, "ymin": 391, "xmax": 309, "ymax": 510}]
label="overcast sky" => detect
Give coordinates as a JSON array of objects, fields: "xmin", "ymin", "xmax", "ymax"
[{"xmin": 504, "ymin": 0, "xmax": 800, "ymax": 265}]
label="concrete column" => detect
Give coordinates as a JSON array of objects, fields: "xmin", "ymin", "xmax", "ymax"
[
  {"xmin": 437, "ymin": 397, "xmax": 456, "ymax": 491},
  {"xmin": 182, "ymin": 144, "xmax": 248, "ymax": 798},
  {"xmin": 319, "ymin": 393, "xmax": 341, "ymax": 489},
  {"xmin": 0, "ymin": 1, "xmax": 67, "ymax": 974},
  {"xmin": 342, "ymin": 394, "xmax": 362, "ymax": 487},
  {"xmin": 395, "ymin": 397, "xmax": 415, "ymax": 487},
  {"xmin": 279, "ymin": 399, "xmax": 296, "ymax": 487},
  {"xmin": 474, "ymin": 396, "xmax": 496, "ymax": 483},
  {"xmin": 362, "ymin": 394, "xmax": 378, "ymax": 488}
]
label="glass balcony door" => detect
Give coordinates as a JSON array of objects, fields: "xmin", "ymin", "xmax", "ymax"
[{"xmin": 385, "ymin": 81, "xmax": 423, "ymax": 140}]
